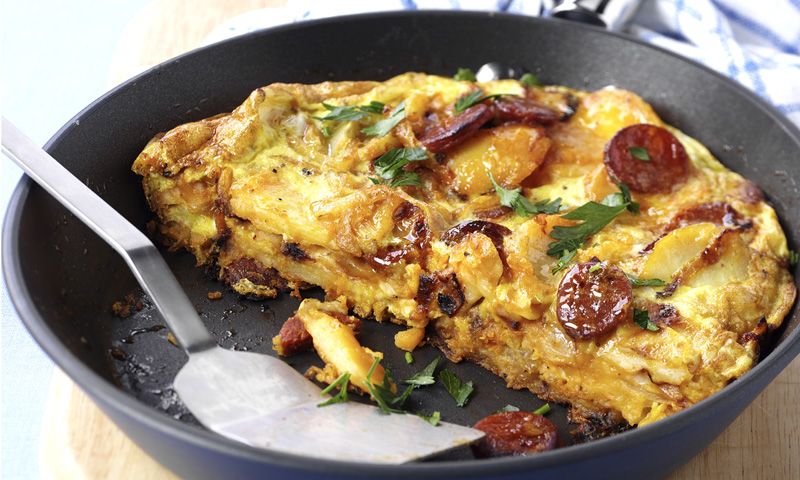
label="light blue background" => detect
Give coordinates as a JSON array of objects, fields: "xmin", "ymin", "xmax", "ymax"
[{"xmin": 2, "ymin": 2, "xmax": 148, "ymax": 478}]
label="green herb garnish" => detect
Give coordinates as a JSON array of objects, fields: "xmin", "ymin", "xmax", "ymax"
[
  {"xmin": 532, "ymin": 403, "xmax": 551, "ymax": 416},
  {"xmin": 588, "ymin": 263, "xmax": 603, "ymax": 273},
  {"xmin": 601, "ymin": 182, "xmax": 640, "ymax": 214},
  {"xmin": 551, "ymin": 249, "xmax": 577, "ymax": 274},
  {"xmin": 496, "ymin": 404, "xmax": 520, "ymax": 413},
  {"xmin": 419, "ymin": 411, "xmax": 441, "ymax": 426},
  {"xmin": 628, "ymin": 146, "xmax": 651, "ymax": 162},
  {"xmin": 404, "ymin": 352, "xmax": 414, "ymax": 364},
  {"xmin": 626, "ymin": 274, "xmax": 667, "ymax": 287},
  {"xmin": 634, "ymin": 308, "xmax": 660, "ymax": 331},
  {"xmin": 317, "ymin": 372, "xmax": 350, "ymax": 407},
  {"xmin": 364, "ymin": 357, "xmax": 406, "ymax": 414},
  {"xmin": 362, "ymin": 102, "xmax": 406, "ymax": 137},
  {"xmin": 320, "ymin": 125, "xmax": 331, "ymax": 137},
  {"xmin": 454, "ymin": 68, "xmax": 477, "ymax": 82},
  {"xmin": 315, "ymin": 101, "xmax": 384, "ymax": 122},
  {"xmin": 404, "ymin": 357, "xmax": 440, "ymax": 387},
  {"xmin": 439, "ymin": 369, "xmax": 474, "ymax": 407},
  {"xmin": 454, "ymin": 89, "xmax": 514, "ymax": 113},
  {"xmin": 547, "ymin": 184, "xmax": 638, "ymax": 273},
  {"xmin": 789, "ymin": 250, "xmax": 799, "ymax": 266},
  {"xmin": 370, "ymin": 147, "xmax": 429, "ymax": 188},
  {"xmin": 520, "ymin": 72, "xmax": 540, "ymax": 86},
  {"xmin": 489, "ymin": 172, "xmax": 561, "ymax": 217}
]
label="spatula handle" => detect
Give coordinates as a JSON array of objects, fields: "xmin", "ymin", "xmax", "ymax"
[{"xmin": 2, "ymin": 117, "xmax": 216, "ymax": 354}]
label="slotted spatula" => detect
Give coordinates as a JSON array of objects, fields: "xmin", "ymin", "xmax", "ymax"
[{"xmin": 1, "ymin": 117, "xmax": 483, "ymax": 463}]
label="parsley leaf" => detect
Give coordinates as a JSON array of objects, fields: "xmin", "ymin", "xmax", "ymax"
[
  {"xmin": 626, "ymin": 274, "xmax": 667, "ymax": 287},
  {"xmin": 588, "ymin": 263, "xmax": 603, "ymax": 273},
  {"xmin": 364, "ymin": 357, "xmax": 405, "ymax": 414},
  {"xmin": 489, "ymin": 172, "xmax": 561, "ymax": 217},
  {"xmin": 362, "ymin": 102, "xmax": 406, "ymax": 137},
  {"xmin": 496, "ymin": 404, "xmax": 520, "ymax": 413},
  {"xmin": 454, "ymin": 89, "xmax": 515, "ymax": 113},
  {"xmin": 454, "ymin": 68, "xmax": 477, "ymax": 82},
  {"xmin": 547, "ymin": 184, "xmax": 638, "ymax": 272},
  {"xmin": 419, "ymin": 411, "xmax": 441, "ymax": 426},
  {"xmin": 628, "ymin": 146, "xmax": 651, "ymax": 162},
  {"xmin": 533, "ymin": 403, "xmax": 551, "ymax": 416},
  {"xmin": 404, "ymin": 357, "xmax": 440, "ymax": 387},
  {"xmin": 387, "ymin": 357, "xmax": 442, "ymax": 408},
  {"xmin": 439, "ymin": 369, "xmax": 474, "ymax": 407},
  {"xmin": 370, "ymin": 147, "xmax": 429, "ymax": 188},
  {"xmin": 551, "ymin": 249, "xmax": 577, "ymax": 274},
  {"xmin": 315, "ymin": 101, "xmax": 385, "ymax": 122},
  {"xmin": 404, "ymin": 352, "xmax": 414, "ymax": 364},
  {"xmin": 601, "ymin": 182, "xmax": 640, "ymax": 214},
  {"xmin": 634, "ymin": 308, "xmax": 660, "ymax": 331},
  {"xmin": 789, "ymin": 250, "xmax": 799, "ymax": 266},
  {"xmin": 317, "ymin": 372, "xmax": 350, "ymax": 407},
  {"xmin": 520, "ymin": 72, "xmax": 540, "ymax": 86}
]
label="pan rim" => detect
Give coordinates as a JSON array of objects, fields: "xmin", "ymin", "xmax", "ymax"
[{"xmin": 3, "ymin": 10, "xmax": 799, "ymax": 477}]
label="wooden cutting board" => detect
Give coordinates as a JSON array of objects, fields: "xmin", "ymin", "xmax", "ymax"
[{"xmin": 40, "ymin": 1, "xmax": 800, "ymax": 478}]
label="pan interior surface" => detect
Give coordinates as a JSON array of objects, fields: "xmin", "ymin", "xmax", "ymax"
[{"xmin": 4, "ymin": 11, "xmax": 799, "ymax": 478}]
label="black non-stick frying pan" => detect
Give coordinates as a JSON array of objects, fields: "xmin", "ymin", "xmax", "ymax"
[{"xmin": 3, "ymin": 11, "xmax": 799, "ymax": 480}]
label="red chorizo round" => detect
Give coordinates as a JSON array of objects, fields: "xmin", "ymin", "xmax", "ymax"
[
  {"xmin": 604, "ymin": 124, "xmax": 689, "ymax": 193},
  {"xmin": 472, "ymin": 411, "xmax": 558, "ymax": 458},
  {"xmin": 556, "ymin": 260, "xmax": 632, "ymax": 340}
]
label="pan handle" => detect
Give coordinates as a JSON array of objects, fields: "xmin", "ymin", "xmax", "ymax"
[{"xmin": 2, "ymin": 117, "xmax": 217, "ymax": 354}]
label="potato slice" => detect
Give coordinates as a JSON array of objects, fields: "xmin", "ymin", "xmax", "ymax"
[
  {"xmin": 448, "ymin": 124, "xmax": 550, "ymax": 197},
  {"xmin": 296, "ymin": 298, "xmax": 390, "ymax": 394},
  {"xmin": 640, "ymin": 222, "xmax": 721, "ymax": 281}
]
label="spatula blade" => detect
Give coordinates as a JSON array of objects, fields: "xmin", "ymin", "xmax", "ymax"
[
  {"xmin": 173, "ymin": 347, "xmax": 483, "ymax": 463},
  {"xmin": 217, "ymin": 401, "xmax": 484, "ymax": 464}
]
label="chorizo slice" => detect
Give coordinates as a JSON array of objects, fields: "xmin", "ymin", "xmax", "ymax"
[
  {"xmin": 556, "ymin": 260, "xmax": 633, "ymax": 340},
  {"xmin": 664, "ymin": 201, "xmax": 748, "ymax": 232},
  {"xmin": 472, "ymin": 411, "xmax": 558, "ymax": 458},
  {"xmin": 604, "ymin": 124, "xmax": 689, "ymax": 193},
  {"xmin": 419, "ymin": 104, "xmax": 494, "ymax": 153},
  {"xmin": 490, "ymin": 96, "xmax": 562, "ymax": 126}
]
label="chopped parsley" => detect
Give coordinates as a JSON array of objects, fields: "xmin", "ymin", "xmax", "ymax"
[
  {"xmin": 362, "ymin": 102, "xmax": 406, "ymax": 137},
  {"xmin": 404, "ymin": 351, "xmax": 414, "ymax": 364},
  {"xmin": 520, "ymin": 72, "xmax": 540, "ymax": 86},
  {"xmin": 634, "ymin": 308, "xmax": 660, "ymax": 331},
  {"xmin": 547, "ymin": 184, "xmax": 638, "ymax": 273},
  {"xmin": 315, "ymin": 101, "xmax": 384, "ymax": 122},
  {"xmin": 320, "ymin": 125, "xmax": 331, "ymax": 137},
  {"xmin": 454, "ymin": 89, "xmax": 514, "ymax": 113},
  {"xmin": 789, "ymin": 250, "xmax": 799, "ymax": 266},
  {"xmin": 627, "ymin": 274, "xmax": 667, "ymax": 287},
  {"xmin": 370, "ymin": 147, "xmax": 429, "ymax": 188},
  {"xmin": 317, "ymin": 372, "xmax": 350, "ymax": 407},
  {"xmin": 419, "ymin": 411, "xmax": 442, "ymax": 426},
  {"xmin": 533, "ymin": 403, "xmax": 551, "ymax": 416},
  {"xmin": 404, "ymin": 357, "xmax": 440, "ymax": 387},
  {"xmin": 489, "ymin": 172, "xmax": 562, "ymax": 217},
  {"xmin": 454, "ymin": 68, "xmax": 477, "ymax": 82},
  {"xmin": 588, "ymin": 263, "xmax": 603, "ymax": 273},
  {"xmin": 439, "ymin": 369, "xmax": 474, "ymax": 407},
  {"xmin": 628, "ymin": 146, "xmax": 651, "ymax": 162},
  {"xmin": 496, "ymin": 404, "xmax": 520, "ymax": 413},
  {"xmin": 364, "ymin": 357, "xmax": 406, "ymax": 414}
]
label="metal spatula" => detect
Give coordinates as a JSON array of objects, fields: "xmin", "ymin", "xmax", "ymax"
[{"xmin": 1, "ymin": 117, "xmax": 483, "ymax": 463}]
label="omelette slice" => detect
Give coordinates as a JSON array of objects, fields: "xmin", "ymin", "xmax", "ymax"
[{"xmin": 132, "ymin": 73, "xmax": 796, "ymax": 436}]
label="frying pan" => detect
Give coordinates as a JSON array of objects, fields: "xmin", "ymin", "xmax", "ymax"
[{"xmin": 3, "ymin": 11, "xmax": 799, "ymax": 480}]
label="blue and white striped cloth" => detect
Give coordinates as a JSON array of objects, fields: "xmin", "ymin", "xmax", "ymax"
[{"xmin": 207, "ymin": 0, "xmax": 800, "ymax": 126}]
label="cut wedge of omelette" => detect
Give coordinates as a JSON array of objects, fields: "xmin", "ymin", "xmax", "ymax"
[{"xmin": 132, "ymin": 73, "xmax": 796, "ymax": 437}]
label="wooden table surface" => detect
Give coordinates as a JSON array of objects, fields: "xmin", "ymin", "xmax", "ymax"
[{"xmin": 40, "ymin": 1, "xmax": 800, "ymax": 478}]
